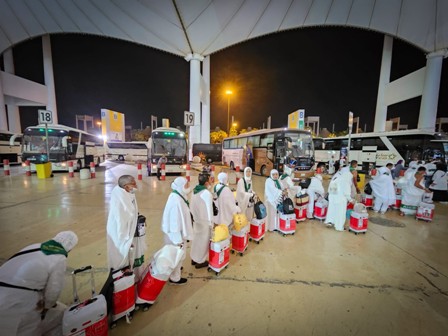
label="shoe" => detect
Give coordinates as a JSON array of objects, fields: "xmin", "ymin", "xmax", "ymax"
[
  {"xmin": 380, "ymin": 211, "xmax": 386, "ymax": 215},
  {"xmin": 195, "ymin": 261, "xmax": 208, "ymax": 269},
  {"xmin": 191, "ymin": 260, "xmax": 197, "ymax": 266},
  {"xmin": 169, "ymin": 278, "xmax": 188, "ymax": 285}
]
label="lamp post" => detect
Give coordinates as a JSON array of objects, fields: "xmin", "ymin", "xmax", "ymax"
[
  {"xmin": 347, "ymin": 111, "xmax": 354, "ymax": 161},
  {"xmin": 226, "ymin": 90, "xmax": 233, "ymax": 134}
]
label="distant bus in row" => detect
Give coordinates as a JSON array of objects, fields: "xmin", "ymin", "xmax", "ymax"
[
  {"xmin": 105, "ymin": 141, "xmax": 148, "ymax": 162},
  {"xmin": 314, "ymin": 129, "xmax": 448, "ymax": 172},
  {"xmin": 0, "ymin": 130, "xmax": 22, "ymax": 165},
  {"xmin": 222, "ymin": 128, "xmax": 315, "ymax": 178},
  {"xmin": 192, "ymin": 143, "xmax": 222, "ymax": 163},
  {"xmin": 21, "ymin": 124, "xmax": 104, "ymax": 172},
  {"xmin": 146, "ymin": 127, "xmax": 188, "ymax": 175}
]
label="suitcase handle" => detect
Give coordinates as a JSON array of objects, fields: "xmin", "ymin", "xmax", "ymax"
[{"xmin": 71, "ymin": 265, "xmax": 96, "ymax": 303}]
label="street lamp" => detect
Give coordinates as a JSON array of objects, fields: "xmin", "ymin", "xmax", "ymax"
[
  {"xmin": 226, "ymin": 90, "xmax": 233, "ymax": 134},
  {"xmin": 347, "ymin": 111, "xmax": 354, "ymax": 160}
]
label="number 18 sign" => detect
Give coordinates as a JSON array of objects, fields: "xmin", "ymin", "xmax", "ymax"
[{"xmin": 38, "ymin": 109, "xmax": 53, "ymax": 124}]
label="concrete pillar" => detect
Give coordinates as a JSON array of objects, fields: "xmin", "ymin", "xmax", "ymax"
[
  {"xmin": 417, "ymin": 49, "xmax": 447, "ymax": 131},
  {"xmin": 201, "ymin": 56, "xmax": 210, "ymax": 143},
  {"xmin": 0, "ymin": 72, "xmax": 7, "ymax": 130},
  {"xmin": 185, "ymin": 53, "xmax": 204, "ymax": 159},
  {"xmin": 3, "ymin": 49, "xmax": 21, "ymax": 133},
  {"xmin": 374, "ymin": 35, "xmax": 393, "ymax": 132},
  {"xmin": 42, "ymin": 35, "xmax": 58, "ymax": 124}
]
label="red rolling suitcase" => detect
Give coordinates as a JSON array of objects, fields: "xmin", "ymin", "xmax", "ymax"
[
  {"xmin": 136, "ymin": 263, "xmax": 167, "ymax": 309},
  {"xmin": 111, "ymin": 269, "xmax": 135, "ymax": 325},
  {"xmin": 231, "ymin": 226, "xmax": 249, "ymax": 256},
  {"xmin": 62, "ymin": 266, "xmax": 108, "ymax": 336},
  {"xmin": 249, "ymin": 217, "xmax": 266, "ymax": 243}
]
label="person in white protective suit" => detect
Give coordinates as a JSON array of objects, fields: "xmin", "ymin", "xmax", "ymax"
[
  {"xmin": 325, "ymin": 168, "xmax": 354, "ymax": 231},
  {"xmin": 306, "ymin": 174, "xmax": 325, "ymax": 219},
  {"xmin": 107, "ymin": 175, "xmax": 147, "ymax": 280},
  {"xmin": 213, "ymin": 172, "xmax": 241, "ymax": 227},
  {"xmin": 0, "ymin": 231, "xmax": 78, "ymax": 336},
  {"xmin": 369, "ymin": 166, "xmax": 396, "ymax": 214},
  {"xmin": 236, "ymin": 167, "xmax": 256, "ymax": 220},
  {"xmin": 161, "ymin": 177, "xmax": 193, "ymax": 285},
  {"xmin": 265, "ymin": 169, "xmax": 285, "ymax": 232},
  {"xmin": 400, "ymin": 166, "xmax": 430, "ymax": 216},
  {"xmin": 190, "ymin": 172, "xmax": 214, "ymax": 269},
  {"xmin": 279, "ymin": 165, "xmax": 301, "ymax": 201}
]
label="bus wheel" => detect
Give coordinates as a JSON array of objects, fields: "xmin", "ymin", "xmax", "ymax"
[
  {"xmin": 230, "ymin": 161, "xmax": 235, "ymax": 170},
  {"xmin": 260, "ymin": 165, "xmax": 267, "ymax": 176},
  {"xmin": 118, "ymin": 155, "xmax": 124, "ymax": 161}
]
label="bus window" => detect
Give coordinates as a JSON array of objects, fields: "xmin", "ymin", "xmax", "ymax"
[
  {"xmin": 250, "ymin": 135, "xmax": 260, "ymax": 147},
  {"xmin": 230, "ymin": 139, "xmax": 237, "ymax": 148},
  {"xmin": 260, "ymin": 134, "xmax": 274, "ymax": 147},
  {"xmin": 223, "ymin": 140, "xmax": 230, "ymax": 149},
  {"xmin": 237, "ymin": 137, "xmax": 247, "ymax": 148}
]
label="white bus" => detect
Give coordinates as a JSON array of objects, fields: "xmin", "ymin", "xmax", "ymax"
[
  {"xmin": 147, "ymin": 127, "xmax": 187, "ymax": 175},
  {"xmin": 315, "ymin": 129, "xmax": 448, "ymax": 172},
  {"xmin": 21, "ymin": 124, "xmax": 105, "ymax": 171},
  {"xmin": 105, "ymin": 141, "xmax": 149, "ymax": 162},
  {"xmin": 0, "ymin": 130, "xmax": 22, "ymax": 165},
  {"xmin": 222, "ymin": 128, "xmax": 315, "ymax": 177}
]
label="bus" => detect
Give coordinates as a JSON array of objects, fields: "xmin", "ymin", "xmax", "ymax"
[
  {"xmin": 315, "ymin": 129, "xmax": 448, "ymax": 172},
  {"xmin": 105, "ymin": 141, "xmax": 149, "ymax": 162},
  {"xmin": 0, "ymin": 130, "xmax": 22, "ymax": 165},
  {"xmin": 192, "ymin": 143, "xmax": 222, "ymax": 163},
  {"xmin": 147, "ymin": 127, "xmax": 187, "ymax": 175},
  {"xmin": 222, "ymin": 128, "xmax": 315, "ymax": 177},
  {"xmin": 21, "ymin": 124, "xmax": 105, "ymax": 172}
]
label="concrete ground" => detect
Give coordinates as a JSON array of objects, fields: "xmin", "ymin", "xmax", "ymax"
[{"xmin": 0, "ymin": 162, "xmax": 447, "ymax": 336}]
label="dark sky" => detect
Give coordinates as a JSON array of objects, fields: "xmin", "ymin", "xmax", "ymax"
[{"xmin": 6, "ymin": 27, "xmax": 448, "ymax": 133}]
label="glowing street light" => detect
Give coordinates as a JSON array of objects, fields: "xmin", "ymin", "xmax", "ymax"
[{"xmin": 226, "ymin": 90, "xmax": 233, "ymax": 134}]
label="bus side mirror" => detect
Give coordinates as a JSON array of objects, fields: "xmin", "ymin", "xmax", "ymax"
[{"xmin": 62, "ymin": 136, "xmax": 68, "ymax": 148}]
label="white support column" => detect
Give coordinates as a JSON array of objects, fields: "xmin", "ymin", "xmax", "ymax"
[
  {"xmin": 42, "ymin": 35, "xmax": 58, "ymax": 124},
  {"xmin": 201, "ymin": 56, "xmax": 210, "ymax": 143},
  {"xmin": 0, "ymin": 71, "xmax": 7, "ymax": 130},
  {"xmin": 418, "ymin": 49, "xmax": 447, "ymax": 131},
  {"xmin": 3, "ymin": 49, "xmax": 21, "ymax": 133},
  {"xmin": 185, "ymin": 53, "xmax": 204, "ymax": 159},
  {"xmin": 374, "ymin": 35, "xmax": 393, "ymax": 132}
]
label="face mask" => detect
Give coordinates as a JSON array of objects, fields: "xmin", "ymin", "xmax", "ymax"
[
  {"xmin": 183, "ymin": 186, "xmax": 191, "ymax": 195},
  {"xmin": 129, "ymin": 187, "xmax": 137, "ymax": 194}
]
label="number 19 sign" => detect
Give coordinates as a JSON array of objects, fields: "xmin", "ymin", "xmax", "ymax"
[
  {"xmin": 38, "ymin": 109, "xmax": 53, "ymax": 124},
  {"xmin": 184, "ymin": 111, "xmax": 194, "ymax": 126}
]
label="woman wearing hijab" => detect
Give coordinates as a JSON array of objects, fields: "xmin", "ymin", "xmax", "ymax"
[
  {"xmin": 370, "ymin": 166, "xmax": 396, "ymax": 214},
  {"xmin": 161, "ymin": 177, "xmax": 193, "ymax": 285},
  {"xmin": 236, "ymin": 167, "xmax": 255, "ymax": 220},
  {"xmin": 264, "ymin": 169, "xmax": 284, "ymax": 232},
  {"xmin": 279, "ymin": 165, "xmax": 301, "ymax": 201},
  {"xmin": 0, "ymin": 231, "xmax": 78, "ymax": 336},
  {"xmin": 213, "ymin": 172, "xmax": 241, "ymax": 227}
]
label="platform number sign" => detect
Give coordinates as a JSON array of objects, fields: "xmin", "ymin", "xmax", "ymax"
[
  {"xmin": 38, "ymin": 109, "xmax": 53, "ymax": 124},
  {"xmin": 184, "ymin": 111, "xmax": 194, "ymax": 126}
]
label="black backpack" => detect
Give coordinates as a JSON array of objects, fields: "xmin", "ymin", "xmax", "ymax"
[
  {"xmin": 364, "ymin": 182, "xmax": 372, "ymax": 195},
  {"xmin": 280, "ymin": 197, "xmax": 295, "ymax": 214},
  {"xmin": 254, "ymin": 200, "xmax": 267, "ymax": 219}
]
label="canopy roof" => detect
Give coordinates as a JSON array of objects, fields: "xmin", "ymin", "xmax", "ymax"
[{"xmin": 1, "ymin": 0, "xmax": 447, "ymax": 56}]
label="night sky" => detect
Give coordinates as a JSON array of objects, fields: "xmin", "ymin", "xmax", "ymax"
[{"xmin": 6, "ymin": 27, "xmax": 448, "ymax": 134}]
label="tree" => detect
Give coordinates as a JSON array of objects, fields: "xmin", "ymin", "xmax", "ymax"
[
  {"xmin": 229, "ymin": 125, "xmax": 238, "ymax": 137},
  {"xmin": 210, "ymin": 130, "xmax": 228, "ymax": 143}
]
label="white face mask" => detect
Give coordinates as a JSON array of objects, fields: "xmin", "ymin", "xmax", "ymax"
[
  {"xmin": 129, "ymin": 187, "xmax": 137, "ymax": 194},
  {"xmin": 183, "ymin": 186, "xmax": 191, "ymax": 195}
]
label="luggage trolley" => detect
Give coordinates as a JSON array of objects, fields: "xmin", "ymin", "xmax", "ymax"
[
  {"xmin": 208, "ymin": 238, "xmax": 230, "ymax": 275},
  {"xmin": 249, "ymin": 217, "xmax": 266, "ymax": 243},
  {"xmin": 231, "ymin": 226, "xmax": 249, "ymax": 256}
]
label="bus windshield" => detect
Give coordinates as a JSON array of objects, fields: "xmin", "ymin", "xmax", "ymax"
[
  {"xmin": 23, "ymin": 134, "xmax": 66, "ymax": 154},
  {"xmin": 284, "ymin": 132, "xmax": 314, "ymax": 158},
  {"xmin": 152, "ymin": 138, "xmax": 187, "ymax": 157}
]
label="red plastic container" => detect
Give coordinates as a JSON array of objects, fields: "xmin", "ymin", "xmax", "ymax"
[
  {"xmin": 136, "ymin": 265, "xmax": 167, "ymax": 305},
  {"xmin": 314, "ymin": 199, "xmax": 328, "ymax": 220},
  {"xmin": 249, "ymin": 218, "xmax": 266, "ymax": 242},
  {"xmin": 416, "ymin": 202, "xmax": 435, "ymax": 222},
  {"xmin": 112, "ymin": 271, "xmax": 135, "ymax": 322},
  {"xmin": 349, "ymin": 211, "xmax": 368, "ymax": 234},
  {"xmin": 294, "ymin": 205, "xmax": 307, "ymax": 222},
  {"xmin": 361, "ymin": 194, "xmax": 373, "ymax": 208},
  {"xmin": 278, "ymin": 213, "xmax": 296, "ymax": 235},
  {"xmin": 392, "ymin": 195, "xmax": 402, "ymax": 209},
  {"xmin": 209, "ymin": 238, "xmax": 230, "ymax": 275},
  {"xmin": 231, "ymin": 227, "xmax": 249, "ymax": 255}
]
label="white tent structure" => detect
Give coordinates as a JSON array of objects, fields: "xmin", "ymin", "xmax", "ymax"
[{"xmin": 1, "ymin": 0, "xmax": 447, "ymax": 144}]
